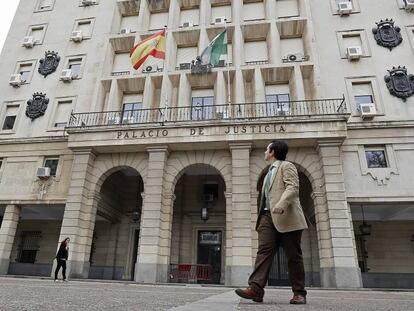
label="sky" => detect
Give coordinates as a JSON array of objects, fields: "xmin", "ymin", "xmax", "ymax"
[{"xmin": 0, "ymin": 1, "xmax": 19, "ymax": 53}]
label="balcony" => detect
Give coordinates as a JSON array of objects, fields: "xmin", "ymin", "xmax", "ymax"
[
  {"xmin": 67, "ymin": 97, "xmax": 348, "ymax": 128},
  {"xmin": 117, "ymin": 0, "xmax": 140, "ymax": 16}
]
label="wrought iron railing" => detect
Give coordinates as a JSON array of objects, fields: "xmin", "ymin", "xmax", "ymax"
[{"xmin": 67, "ymin": 97, "xmax": 348, "ymax": 128}]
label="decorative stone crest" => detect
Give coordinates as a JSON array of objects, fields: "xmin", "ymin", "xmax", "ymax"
[
  {"xmin": 38, "ymin": 50, "xmax": 60, "ymax": 77},
  {"xmin": 191, "ymin": 56, "xmax": 212, "ymax": 74},
  {"xmin": 384, "ymin": 66, "xmax": 414, "ymax": 101},
  {"xmin": 26, "ymin": 92, "xmax": 49, "ymax": 120},
  {"xmin": 372, "ymin": 19, "xmax": 402, "ymax": 50}
]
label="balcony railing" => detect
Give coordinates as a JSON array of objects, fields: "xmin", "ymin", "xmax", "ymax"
[{"xmin": 67, "ymin": 97, "xmax": 348, "ymax": 128}]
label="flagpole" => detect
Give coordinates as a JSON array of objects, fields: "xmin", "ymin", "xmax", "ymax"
[
  {"xmin": 225, "ymin": 20, "xmax": 231, "ymax": 118},
  {"xmin": 163, "ymin": 25, "xmax": 169, "ymax": 124}
]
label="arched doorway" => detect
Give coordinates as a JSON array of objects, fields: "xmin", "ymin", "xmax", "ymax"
[
  {"xmin": 256, "ymin": 166, "xmax": 320, "ymax": 287},
  {"xmin": 89, "ymin": 167, "xmax": 144, "ymax": 281},
  {"xmin": 169, "ymin": 164, "xmax": 226, "ymax": 284}
]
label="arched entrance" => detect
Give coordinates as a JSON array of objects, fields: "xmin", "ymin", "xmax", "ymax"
[
  {"xmin": 89, "ymin": 167, "xmax": 144, "ymax": 280},
  {"xmin": 256, "ymin": 166, "xmax": 320, "ymax": 287},
  {"xmin": 169, "ymin": 164, "xmax": 226, "ymax": 284}
]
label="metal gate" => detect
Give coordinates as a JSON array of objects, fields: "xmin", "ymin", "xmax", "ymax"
[{"xmin": 268, "ymin": 246, "xmax": 290, "ymax": 286}]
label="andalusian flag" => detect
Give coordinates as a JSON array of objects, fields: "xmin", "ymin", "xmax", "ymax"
[
  {"xmin": 130, "ymin": 30, "xmax": 166, "ymax": 70},
  {"xmin": 200, "ymin": 30, "xmax": 227, "ymax": 66}
]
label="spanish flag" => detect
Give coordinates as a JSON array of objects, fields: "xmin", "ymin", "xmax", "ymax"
[{"xmin": 130, "ymin": 30, "xmax": 166, "ymax": 70}]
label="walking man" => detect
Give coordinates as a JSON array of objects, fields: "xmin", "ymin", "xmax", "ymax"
[{"xmin": 235, "ymin": 140, "xmax": 308, "ymax": 304}]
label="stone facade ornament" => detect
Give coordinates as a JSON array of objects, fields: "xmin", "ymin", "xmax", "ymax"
[
  {"xmin": 384, "ymin": 66, "xmax": 414, "ymax": 102},
  {"xmin": 372, "ymin": 19, "xmax": 402, "ymax": 50},
  {"xmin": 38, "ymin": 50, "xmax": 60, "ymax": 77},
  {"xmin": 191, "ymin": 56, "xmax": 212, "ymax": 74},
  {"xmin": 26, "ymin": 92, "xmax": 49, "ymax": 120}
]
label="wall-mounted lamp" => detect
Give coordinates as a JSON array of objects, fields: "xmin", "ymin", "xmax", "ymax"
[{"xmin": 201, "ymin": 206, "xmax": 209, "ymax": 222}]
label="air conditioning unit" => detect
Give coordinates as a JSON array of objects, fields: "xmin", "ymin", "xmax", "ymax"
[
  {"xmin": 282, "ymin": 53, "xmax": 306, "ymax": 63},
  {"xmin": 120, "ymin": 28, "xmax": 131, "ymax": 34},
  {"xmin": 142, "ymin": 65, "xmax": 158, "ymax": 73},
  {"xmin": 346, "ymin": 46, "xmax": 362, "ymax": 60},
  {"xmin": 37, "ymin": 167, "xmax": 51, "ymax": 179},
  {"xmin": 337, "ymin": 1, "xmax": 353, "ymax": 15},
  {"xmin": 22, "ymin": 36, "xmax": 34, "ymax": 48},
  {"xmin": 182, "ymin": 21, "xmax": 193, "ymax": 28},
  {"xmin": 9, "ymin": 74, "xmax": 23, "ymax": 87},
  {"xmin": 71, "ymin": 31, "xmax": 83, "ymax": 42},
  {"xmin": 82, "ymin": 0, "xmax": 96, "ymax": 5},
  {"xmin": 213, "ymin": 17, "xmax": 226, "ymax": 25},
  {"xmin": 404, "ymin": 0, "xmax": 414, "ymax": 11},
  {"xmin": 202, "ymin": 194, "xmax": 214, "ymax": 202},
  {"xmin": 60, "ymin": 69, "xmax": 73, "ymax": 82},
  {"xmin": 359, "ymin": 103, "xmax": 376, "ymax": 119},
  {"xmin": 179, "ymin": 63, "xmax": 191, "ymax": 70}
]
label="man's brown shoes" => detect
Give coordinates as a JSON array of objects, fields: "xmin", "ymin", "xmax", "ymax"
[
  {"xmin": 290, "ymin": 294, "xmax": 307, "ymax": 304},
  {"xmin": 235, "ymin": 287, "xmax": 264, "ymax": 303}
]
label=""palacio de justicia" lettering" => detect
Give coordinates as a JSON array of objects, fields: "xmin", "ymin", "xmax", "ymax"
[{"xmin": 116, "ymin": 123, "xmax": 287, "ymax": 140}]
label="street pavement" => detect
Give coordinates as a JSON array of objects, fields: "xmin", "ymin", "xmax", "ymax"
[{"xmin": 0, "ymin": 277, "xmax": 413, "ymax": 311}]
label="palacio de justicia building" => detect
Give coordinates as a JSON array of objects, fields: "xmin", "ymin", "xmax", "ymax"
[{"xmin": 0, "ymin": 0, "xmax": 413, "ymax": 289}]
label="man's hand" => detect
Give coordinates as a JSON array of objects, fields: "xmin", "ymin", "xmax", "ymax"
[{"xmin": 271, "ymin": 207, "xmax": 284, "ymax": 214}]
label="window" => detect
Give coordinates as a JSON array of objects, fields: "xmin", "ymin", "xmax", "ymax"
[
  {"xmin": 266, "ymin": 94, "xmax": 290, "ymax": 116},
  {"xmin": 352, "ymin": 82, "xmax": 374, "ymax": 107},
  {"xmin": 276, "ymin": 0, "xmax": 299, "ymax": 18},
  {"xmin": 112, "ymin": 53, "xmax": 131, "ymax": 74},
  {"xmin": 211, "ymin": 5, "xmax": 232, "ymax": 23},
  {"xmin": 53, "ymin": 100, "xmax": 73, "ymax": 128},
  {"xmin": 68, "ymin": 58, "xmax": 83, "ymax": 78},
  {"xmin": 203, "ymin": 182, "xmax": 219, "ymax": 200},
  {"xmin": 122, "ymin": 101, "xmax": 143, "ymax": 123},
  {"xmin": 243, "ymin": 1, "xmax": 265, "ymax": 21},
  {"xmin": 35, "ymin": 0, "xmax": 54, "ymax": 11},
  {"xmin": 2, "ymin": 105, "xmax": 19, "ymax": 131},
  {"xmin": 180, "ymin": 9, "xmax": 200, "ymax": 26},
  {"xmin": 28, "ymin": 25, "xmax": 47, "ymax": 45},
  {"xmin": 18, "ymin": 63, "xmax": 33, "ymax": 83},
  {"xmin": 18, "ymin": 231, "xmax": 41, "ymax": 264},
  {"xmin": 244, "ymin": 41, "xmax": 268, "ymax": 64},
  {"xmin": 354, "ymin": 95, "xmax": 373, "ymax": 105},
  {"xmin": 176, "ymin": 47, "xmax": 198, "ymax": 68},
  {"xmin": 149, "ymin": 12, "xmax": 168, "ymax": 31},
  {"xmin": 74, "ymin": 18, "xmax": 95, "ymax": 39},
  {"xmin": 44, "ymin": 157, "xmax": 59, "ymax": 176},
  {"xmin": 365, "ymin": 148, "xmax": 388, "ymax": 168},
  {"xmin": 191, "ymin": 96, "xmax": 214, "ymax": 120}
]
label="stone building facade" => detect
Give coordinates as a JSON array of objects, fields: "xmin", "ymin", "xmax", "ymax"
[{"xmin": 0, "ymin": 0, "xmax": 413, "ymax": 289}]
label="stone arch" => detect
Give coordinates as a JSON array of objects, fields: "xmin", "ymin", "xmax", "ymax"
[
  {"xmin": 249, "ymin": 147, "xmax": 323, "ymax": 200},
  {"xmin": 164, "ymin": 150, "xmax": 232, "ymax": 197},
  {"xmin": 89, "ymin": 153, "xmax": 148, "ymax": 196}
]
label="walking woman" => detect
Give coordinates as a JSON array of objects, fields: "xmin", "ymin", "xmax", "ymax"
[{"xmin": 54, "ymin": 237, "xmax": 69, "ymax": 282}]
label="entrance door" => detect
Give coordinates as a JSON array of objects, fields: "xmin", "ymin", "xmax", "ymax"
[
  {"xmin": 131, "ymin": 229, "xmax": 139, "ymax": 280},
  {"xmin": 197, "ymin": 231, "xmax": 222, "ymax": 284},
  {"xmin": 268, "ymin": 246, "xmax": 290, "ymax": 286}
]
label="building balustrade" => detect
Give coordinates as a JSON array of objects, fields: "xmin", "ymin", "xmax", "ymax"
[{"xmin": 67, "ymin": 97, "xmax": 348, "ymax": 128}]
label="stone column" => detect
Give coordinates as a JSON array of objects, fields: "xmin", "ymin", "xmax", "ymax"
[
  {"xmin": 228, "ymin": 143, "xmax": 253, "ymax": 286},
  {"xmin": 316, "ymin": 141, "xmax": 362, "ymax": 288},
  {"xmin": 135, "ymin": 146, "xmax": 171, "ymax": 283},
  {"xmin": 56, "ymin": 149, "xmax": 97, "ymax": 279},
  {"xmin": 0, "ymin": 204, "xmax": 20, "ymax": 275},
  {"xmin": 224, "ymin": 191, "xmax": 233, "ymax": 285}
]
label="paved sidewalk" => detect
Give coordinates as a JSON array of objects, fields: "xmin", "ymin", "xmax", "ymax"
[{"xmin": 1, "ymin": 277, "xmax": 414, "ymax": 311}]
